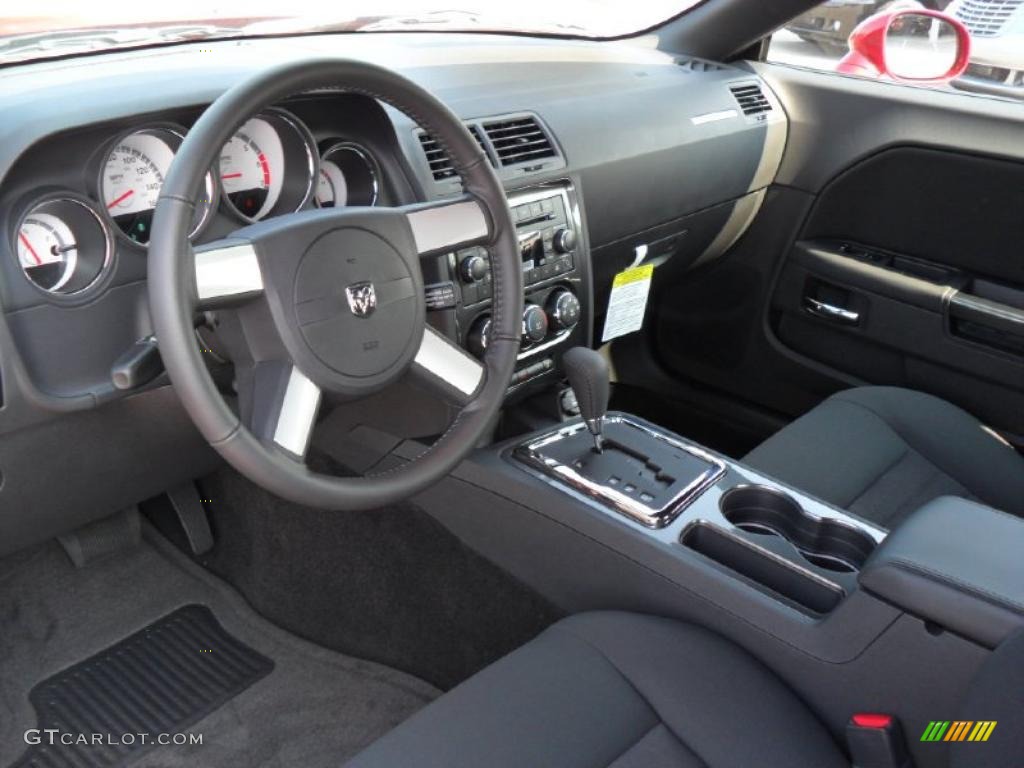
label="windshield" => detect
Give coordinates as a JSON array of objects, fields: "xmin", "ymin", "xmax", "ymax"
[{"xmin": 1, "ymin": 1, "xmax": 701, "ymax": 64}]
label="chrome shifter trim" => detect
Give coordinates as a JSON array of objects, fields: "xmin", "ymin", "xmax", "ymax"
[{"xmin": 514, "ymin": 415, "xmax": 726, "ymax": 529}]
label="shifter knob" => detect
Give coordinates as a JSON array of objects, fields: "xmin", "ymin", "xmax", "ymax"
[{"xmin": 562, "ymin": 347, "xmax": 610, "ymax": 452}]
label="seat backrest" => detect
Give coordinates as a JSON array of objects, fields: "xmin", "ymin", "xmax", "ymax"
[{"xmin": 949, "ymin": 628, "xmax": 1024, "ymax": 768}]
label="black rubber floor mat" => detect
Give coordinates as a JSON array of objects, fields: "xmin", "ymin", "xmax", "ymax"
[{"xmin": 14, "ymin": 604, "xmax": 273, "ymax": 767}]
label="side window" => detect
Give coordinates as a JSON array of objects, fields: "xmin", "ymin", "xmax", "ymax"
[{"xmin": 767, "ymin": 0, "xmax": 1024, "ymax": 104}]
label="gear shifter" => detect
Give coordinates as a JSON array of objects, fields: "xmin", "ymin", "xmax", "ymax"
[{"xmin": 562, "ymin": 347, "xmax": 610, "ymax": 453}]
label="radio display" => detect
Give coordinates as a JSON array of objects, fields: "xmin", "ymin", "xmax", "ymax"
[{"xmin": 519, "ymin": 231, "xmax": 543, "ymax": 271}]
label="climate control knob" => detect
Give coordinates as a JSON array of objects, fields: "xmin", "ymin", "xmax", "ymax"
[
  {"xmin": 546, "ymin": 288, "xmax": 581, "ymax": 331},
  {"xmin": 466, "ymin": 315, "xmax": 492, "ymax": 359},
  {"xmin": 460, "ymin": 254, "xmax": 490, "ymax": 283},
  {"xmin": 553, "ymin": 229, "xmax": 578, "ymax": 254},
  {"xmin": 522, "ymin": 304, "xmax": 549, "ymax": 344}
]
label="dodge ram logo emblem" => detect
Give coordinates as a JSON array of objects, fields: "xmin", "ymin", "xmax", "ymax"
[{"xmin": 345, "ymin": 282, "xmax": 377, "ymax": 318}]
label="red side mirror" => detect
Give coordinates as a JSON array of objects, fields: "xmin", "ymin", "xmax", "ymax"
[{"xmin": 837, "ymin": 9, "xmax": 971, "ymax": 83}]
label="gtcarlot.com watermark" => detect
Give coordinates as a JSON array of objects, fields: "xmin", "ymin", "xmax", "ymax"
[{"xmin": 25, "ymin": 729, "xmax": 203, "ymax": 747}]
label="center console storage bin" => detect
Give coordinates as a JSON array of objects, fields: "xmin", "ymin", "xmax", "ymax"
[
  {"xmin": 859, "ymin": 496, "xmax": 1024, "ymax": 648},
  {"xmin": 680, "ymin": 485, "xmax": 881, "ymax": 615},
  {"xmin": 681, "ymin": 523, "xmax": 845, "ymax": 614}
]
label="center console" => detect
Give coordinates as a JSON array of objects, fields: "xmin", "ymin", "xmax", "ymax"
[
  {"xmin": 508, "ymin": 346, "xmax": 886, "ymax": 614},
  {"xmin": 515, "ymin": 413, "xmax": 885, "ymax": 615}
]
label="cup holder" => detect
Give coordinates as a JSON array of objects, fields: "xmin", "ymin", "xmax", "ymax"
[{"xmin": 719, "ymin": 486, "xmax": 876, "ymax": 573}]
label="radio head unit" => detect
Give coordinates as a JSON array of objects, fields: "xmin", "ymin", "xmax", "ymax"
[{"xmin": 454, "ymin": 183, "xmax": 580, "ymax": 306}]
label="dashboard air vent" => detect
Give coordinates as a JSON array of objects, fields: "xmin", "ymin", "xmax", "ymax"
[
  {"xmin": 482, "ymin": 115, "xmax": 556, "ymax": 167},
  {"xmin": 729, "ymin": 83, "xmax": 772, "ymax": 117},
  {"xmin": 418, "ymin": 125, "xmax": 488, "ymax": 181}
]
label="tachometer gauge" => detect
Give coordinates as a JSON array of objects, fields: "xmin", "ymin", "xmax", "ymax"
[
  {"xmin": 100, "ymin": 127, "xmax": 215, "ymax": 246},
  {"xmin": 315, "ymin": 142, "xmax": 379, "ymax": 208},
  {"xmin": 15, "ymin": 196, "xmax": 112, "ymax": 295},
  {"xmin": 219, "ymin": 109, "xmax": 316, "ymax": 222}
]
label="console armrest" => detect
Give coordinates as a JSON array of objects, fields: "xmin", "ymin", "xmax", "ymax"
[{"xmin": 859, "ymin": 496, "xmax": 1024, "ymax": 648}]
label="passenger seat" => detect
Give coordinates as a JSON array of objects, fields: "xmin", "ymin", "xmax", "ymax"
[{"xmin": 743, "ymin": 387, "xmax": 1024, "ymax": 529}]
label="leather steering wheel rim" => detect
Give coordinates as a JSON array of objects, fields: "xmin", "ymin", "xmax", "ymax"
[{"xmin": 149, "ymin": 59, "xmax": 521, "ymax": 510}]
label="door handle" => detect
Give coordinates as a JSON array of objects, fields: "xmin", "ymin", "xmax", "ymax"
[{"xmin": 804, "ymin": 296, "xmax": 860, "ymax": 325}]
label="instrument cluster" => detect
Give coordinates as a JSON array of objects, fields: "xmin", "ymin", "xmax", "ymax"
[{"xmin": 11, "ymin": 106, "xmax": 383, "ymax": 297}]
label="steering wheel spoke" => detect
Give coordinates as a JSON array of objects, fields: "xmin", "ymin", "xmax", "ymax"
[
  {"xmin": 193, "ymin": 239, "xmax": 264, "ymax": 309},
  {"xmin": 237, "ymin": 361, "xmax": 322, "ymax": 461},
  {"xmin": 410, "ymin": 325, "xmax": 486, "ymax": 406},
  {"xmin": 403, "ymin": 195, "xmax": 491, "ymax": 257}
]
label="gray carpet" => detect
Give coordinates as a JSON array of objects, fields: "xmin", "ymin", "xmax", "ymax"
[{"xmin": 0, "ymin": 523, "xmax": 439, "ymax": 767}]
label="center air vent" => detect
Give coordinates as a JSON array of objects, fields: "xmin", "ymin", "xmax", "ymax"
[
  {"xmin": 482, "ymin": 115, "xmax": 556, "ymax": 167},
  {"xmin": 418, "ymin": 125, "xmax": 489, "ymax": 181},
  {"xmin": 729, "ymin": 83, "xmax": 772, "ymax": 117}
]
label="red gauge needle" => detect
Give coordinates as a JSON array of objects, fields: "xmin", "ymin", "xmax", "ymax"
[
  {"xmin": 107, "ymin": 190, "xmax": 134, "ymax": 208},
  {"xmin": 221, "ymin": 173, "xmax": 242, "ymax": 180},
  {"xmin": 18, "ymin": 232, "xmax": 42, "ymax": 265}
]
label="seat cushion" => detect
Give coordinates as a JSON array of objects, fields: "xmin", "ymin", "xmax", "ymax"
[
  {"xmin": 344, "ymin": 612, "xmax": 848, "ymax": 768},
  {"xmin": 743, "ymin": 387, "xmax": 1024, "ymax": 528}
]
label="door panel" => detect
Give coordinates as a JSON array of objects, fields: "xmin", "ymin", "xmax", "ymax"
[{"xmin": 644, "ymin": 64, "xmax": 1024, "ymax": 443}]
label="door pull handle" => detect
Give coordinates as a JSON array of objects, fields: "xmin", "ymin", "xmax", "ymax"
[{"xmin": 804, "ymin": 297, "xmax": 860, "ymax": 325}]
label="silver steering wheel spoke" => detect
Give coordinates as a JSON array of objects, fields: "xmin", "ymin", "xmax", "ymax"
[
  {"xmin": 193, "ymin": 239, "xmax": 264, "ymax": 309},
  {"xmin": 403, "ymin": 195, "xmax": 491, "ymax": 257},
  {"xmin": 411, "ymin": 325, "xmax": 486, "ymax": 406},
  {"xmin": 239, "ymin": 361, "xmax": 322, "ymax": 461}
]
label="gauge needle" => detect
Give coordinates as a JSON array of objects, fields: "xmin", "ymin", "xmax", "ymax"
[
  {"xmin": 107, "ymin": 190, "xmax": 134, "ymax": 208},
  {"xmin": 221, "ymin": 173, "xmax": 242, "ymax": 179},
  {"xmin": 18, "ymin": 232, "xmax": 42, "ymax": 265}
]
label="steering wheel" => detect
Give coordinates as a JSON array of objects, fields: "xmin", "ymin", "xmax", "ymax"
[{"xmin": 149, "ymin": 60, "xmax": 522, "ymax": 510}]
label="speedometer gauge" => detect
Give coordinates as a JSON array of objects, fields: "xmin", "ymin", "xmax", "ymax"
[
  {"xmin": 218, "ymin": 109, "xmax": 317, "ymax": 222},
  {"xmin": 100, "ymin": 127, "xmax": 215, "ymax": 246}
]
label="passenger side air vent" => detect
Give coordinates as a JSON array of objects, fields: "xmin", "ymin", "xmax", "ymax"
[
  {"xmin": 482, "ymin": 115, "xmax": 557, "ymax": 167},
  {"xmin": 418, "ymin": 125, "xmax": 489, "ymax": 181},
  {"xmin": 729, "ymin": 83, "xmax": 772, "ymax": 117}
]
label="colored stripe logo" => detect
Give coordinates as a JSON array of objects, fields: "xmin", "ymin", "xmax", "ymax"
[{"xmin": 921, "ymin": 721, "xmax": 997, "ymax": 742}]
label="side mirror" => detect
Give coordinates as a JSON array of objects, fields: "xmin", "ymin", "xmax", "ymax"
[{"xmin": 837, "ymin": 9, "xmax": 971, "ymax": 82}]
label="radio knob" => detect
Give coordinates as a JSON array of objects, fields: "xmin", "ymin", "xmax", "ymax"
[
  {"xmin": 522, "ymin": 304, "xmax": 549, "ymax": 344},
  {"xmin": 466, "ymin": 315, "xmax": 492, "ymax": 359},
  {"xmin": 553, "ymin": 229, "xmax": 578, "ymax": 254},
  {"xmin": 546, "ymin": 289, "xmax": 581, "ymax": 331},
  {"xmin": 460, "ymin": 254, "xmax": 490, "ymax": 284}
]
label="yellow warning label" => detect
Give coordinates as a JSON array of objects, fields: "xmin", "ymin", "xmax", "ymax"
[{"xmin": 612, "ymin": 264, "xmax": 654, "ymax": 288}]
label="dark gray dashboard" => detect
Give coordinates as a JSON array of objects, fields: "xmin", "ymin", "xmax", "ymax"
[{"xmin": 0, "ymin": 31, "xmax": 785, "ymax": 549}]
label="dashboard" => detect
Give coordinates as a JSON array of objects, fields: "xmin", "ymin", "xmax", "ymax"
[{"xmin": 0, "ymin": 31, "xmax": 786, "ymax": 551}]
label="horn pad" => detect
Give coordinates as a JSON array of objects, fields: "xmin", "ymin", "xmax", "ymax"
[{"xmin": 292, "ymin": 227, "xmax": 419, "ymax": 379}]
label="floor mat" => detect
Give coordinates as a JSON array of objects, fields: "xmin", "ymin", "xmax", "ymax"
[
  {"xmin": 0, "ymin": 524, "xmax": 439, "ymax": 767},
  {"xmin": 14, "ymin": 605, "xmax": 273, "ymax": 768}
]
